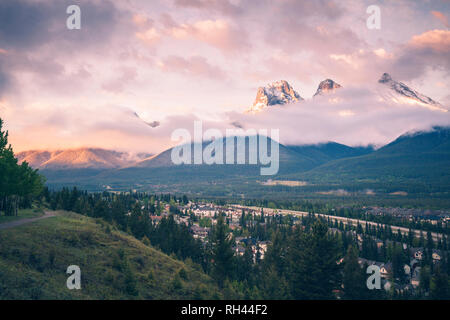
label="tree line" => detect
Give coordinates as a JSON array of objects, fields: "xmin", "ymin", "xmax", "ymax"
[{"xmin": 0, "ymin": 119, "xmax": 44, "ymax": 216}]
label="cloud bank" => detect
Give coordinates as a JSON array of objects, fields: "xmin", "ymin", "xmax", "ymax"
[{"xmin": 0, "ymin": 0, "xmax": 449, "ymax": 153}]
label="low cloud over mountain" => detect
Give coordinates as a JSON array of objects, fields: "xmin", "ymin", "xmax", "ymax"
[{"xmin": 8, "ymin": 73, "xmax": 450, "ymax": 155}]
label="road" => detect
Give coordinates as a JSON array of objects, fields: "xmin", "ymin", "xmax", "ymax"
[
  {"xmin": 0, "ymin": 211, "xmax": 58, "ymax": 230},
  {"xmin": 232, "ymin": 205, "xmax": 445, "ymax": 242}
]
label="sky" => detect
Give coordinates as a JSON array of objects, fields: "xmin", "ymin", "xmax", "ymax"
[{"xmin": 0, "ymin": 0, "xmax": 449, "ymax": 153}]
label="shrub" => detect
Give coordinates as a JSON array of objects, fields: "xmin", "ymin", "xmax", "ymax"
[{"xmin": 178, "ymin": 268, "xmax": 188, "ymax": 280}]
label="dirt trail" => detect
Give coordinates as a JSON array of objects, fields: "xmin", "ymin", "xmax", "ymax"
[{"xmin": 0, "ymin": 211, "xmax": 58, "ymax": 230}]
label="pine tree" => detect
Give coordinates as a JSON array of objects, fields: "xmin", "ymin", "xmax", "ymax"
[
  {"xmin": 430, "ymin": 267, "xmax": 449, "ymax": 300},
  {"xmin": 342, "ymin": 246, "xmax": 367, "ymax": 299},
  {"xmin": 240, "ymin": 209, "xmax": 246, "ymax": 228},
  {"xmin": 0, "ymin": 118, "xmax": 44, "ymax": 216},
  {"xmin": 259, "ymin": 265, "xmax": 290, "ymax": 299},
  {"xmin": 419, "ymin": 266, "xmax": 431, "ymax": 293},
  {"xmin": 288, "ymin": 220, "xmax": 341, "ymax": 299},
  {"xmin": 211, "ymin": 213, "xmax": 234, "ymax": 288}
]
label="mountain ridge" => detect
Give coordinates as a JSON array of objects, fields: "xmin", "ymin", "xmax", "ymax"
[
  {"xmin": 16, "ymin": 148, "xmax": 152, "ymax": 169},
  {"xmin": 30, "ymin": 127, "xmax": 450, "ymax": 197}
]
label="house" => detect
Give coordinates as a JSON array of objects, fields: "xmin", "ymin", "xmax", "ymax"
[
  {"xmin": 376, "ymin": 240, "xmax": 384, "ymax": 249},
  {"xmin": 258, "ymin": 241, "xmax": 269, "ymax": 253},
  {"xmin": 432, "ymin": 249, "xmax": 442, "ymax": 261},
  {"xmin": 235, "ymin": 236, "xmax": 245, "ymax": 245},
  {"xmin": 411, "ymin": 248, "xmax": 424, "ymax": 260},
  {"xmin": 150, "ymin": 215, "xmax": 162, "ymax": 224},
  {"xmin": 380, "ymin": 262, "xmax": 392, "ymax": 278},
  {"xmin": 403, "ymin": 264, "xmax": 411, "ymax": 275},
  {"xmin": 190, "ymin": 225, "xmax": 209, "ymax": 239},
  {"xmin": 234, "ymin": 245, "xmax": 246, "ymax": 256},
  {"xmin": 357, "ymin": 258, "xmax": 391, "ymax": 278},
  {"xmin": 357, "ymin": 234, "xmax": 363, "ymax": 243},
  {"xmin": 253, "ymin": 241, "xmax": 269, "ymax": 260},
  {"xmin": 239, "ymin": 237, "xmax": 257, "ymax": 246}
]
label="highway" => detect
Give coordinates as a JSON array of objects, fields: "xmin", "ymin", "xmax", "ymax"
[{"xmin": 232, "ymin": 205, "xmax": 445, "ymax": 243}]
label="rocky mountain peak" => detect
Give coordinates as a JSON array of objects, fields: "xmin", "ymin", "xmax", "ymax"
[
  {"xmin": 377, "ymin": 72, "xmax": 446, "ymax": 111},
  {"xmin": 313, "ymin": 79, "xmax": 342, "ymax": 97},
  {"xmin": 378, "ymin": 73, "xmax": 393, "ymax": 83},
  {"xmin": 248, "ymin": 80, "xmax": 303, "ymax": 112}
]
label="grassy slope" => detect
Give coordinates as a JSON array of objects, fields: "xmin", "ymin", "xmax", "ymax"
[{"xmin": 0, "ymin": 211, "xmax": 219, "ymax": 300}]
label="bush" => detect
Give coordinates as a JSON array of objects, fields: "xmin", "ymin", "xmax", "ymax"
[
  {"xmin": 124, "ymin": 268, "xmax": 138, "ymax": 296},
  {"xmin": 178, "ymin": 268, "xmax": 188, "ymax": 280},
  {"xmin": 48, "ymin": 249, "xmax": 56, "ymax": 267},
  {"xmin": 171, "ymin": 274, "xmax": 183, "ymax": 291},
  {"xmin": 134, "ymin": 256, "xmax": 145, "ymax": 269}
]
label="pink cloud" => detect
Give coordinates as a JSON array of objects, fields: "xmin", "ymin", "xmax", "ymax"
[
  {"xmin": 101, "ymin": 67, "xmax": 138, "ymax": 93},
  {"xmin": 409, "ymin": 29, "xmax": 450, "ymax": 52},
  {"xmin": 431, "ymin": 11, "xmax": 449, "ymax": 28},
  {"xmin": 389, "ymin": 29, "xmax": 450, "ymax": 80},
  {"xmin": 136, "ymin": 27, "xmax": 161, "ymax": 46},
  {"xmin": 158, "ymin": 55, "xmax": 227, "ymax": 80},
  {"xmin": 132, "ymin": 13, "xmax": 154, "ymax": 29},
  {"xmin": 173, "ymin": 0, "xmax": 241, "ymax": 16},
  {"xmin": 163, "ymin": 17, "xmax": 250, "ymax": 53}
]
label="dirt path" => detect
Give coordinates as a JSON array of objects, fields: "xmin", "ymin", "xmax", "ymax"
[{"xmin": 0, "ymin": 211, "xmax": 58, "ymax": 230}]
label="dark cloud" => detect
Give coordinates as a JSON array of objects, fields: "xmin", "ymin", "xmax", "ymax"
[
  {"xmin": 0, "ymin": 0, "xmax": 56, "ymax": 50},
  {"xmin": 0, "ymin": 0, "xmax": 127, "ymax": 51},
  {"xmin": 0, "ymin": 0, "xmax": 133, "ymax": 98}
]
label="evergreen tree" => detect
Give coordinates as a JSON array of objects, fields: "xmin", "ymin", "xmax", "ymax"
[
  {"xmin": 288, "ymin": 220, "xmax": 341, "ymax": 299},
  {"xmin": 0, "ymin": 118, "xmax": 44, "ymax": 216},
  {"xmin": 210, "ymin": 214, "xmax": 234, "ymax": 288},
  {"xmin": 430, "ymin": 267, "xmax": 449, "ymax": 300},
  {"xmin": 259, "ymin": 265, "xmax": 290, "ymax": 299},
  {"xmin": 342, "ymin": 246, "xmax": 367, "ymax": 299},
  {"xmin": 419, "ymin": 266, "xmax": 431, "ymax": 293}
]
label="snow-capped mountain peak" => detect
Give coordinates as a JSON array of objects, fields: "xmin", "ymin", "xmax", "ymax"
[
  {"xmin": 313, "ymin": 79, "xmax": 342, "ymax": 97},
  {"xmin": 377, "ymin": 73, "xmax": 447, "ymax": 112},
  {"xmin": 248, "ymin": 80, "xmax": 303, "ymax": 113}
]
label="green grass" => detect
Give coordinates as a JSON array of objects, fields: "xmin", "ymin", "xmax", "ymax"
[
  {"xmin": 0, "ymin": 208, "xmax": 44, "ymax": 224},
  {"xmin": 0, "ymin": 211, "xmax": 220, "ymax": 299}
]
